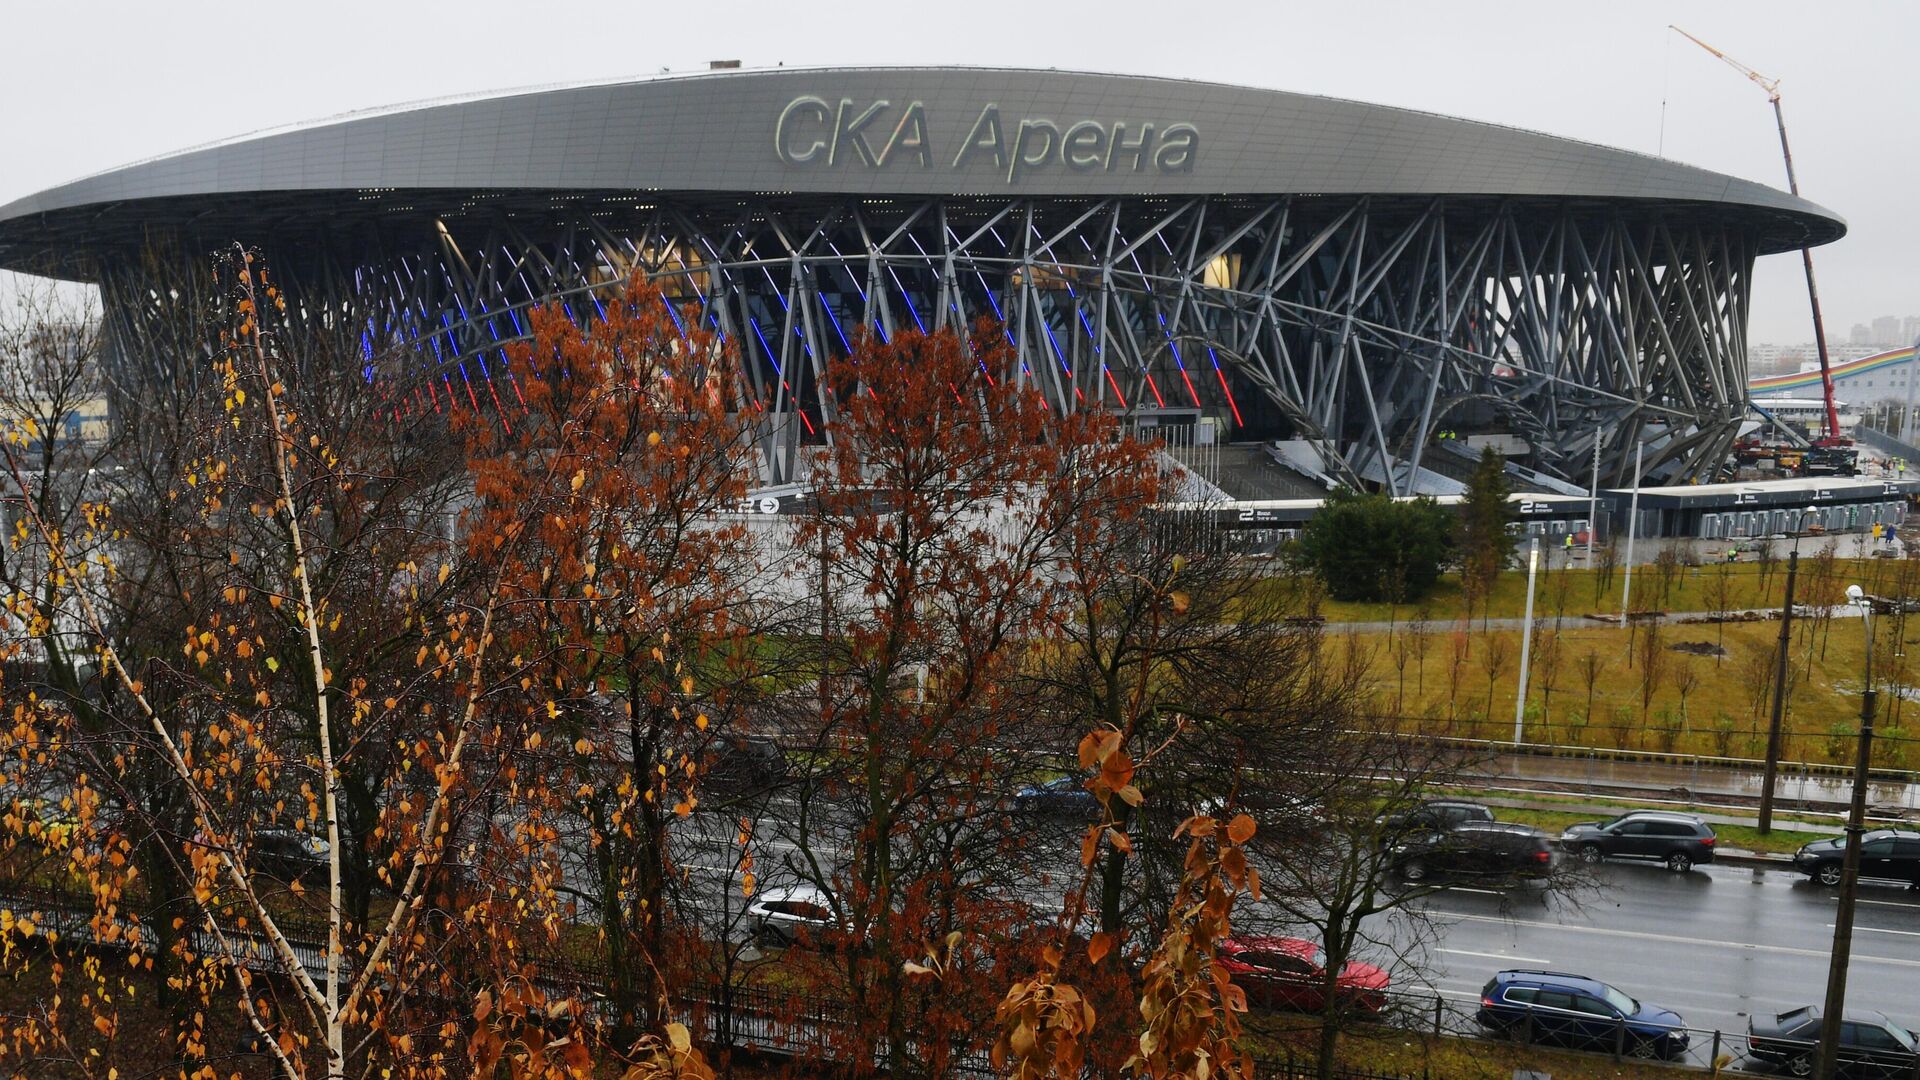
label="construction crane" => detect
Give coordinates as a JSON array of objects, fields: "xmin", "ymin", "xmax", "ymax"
[{"xmin": 1672, "ymin": 26, "xmax": 1852, "ymax": 471}]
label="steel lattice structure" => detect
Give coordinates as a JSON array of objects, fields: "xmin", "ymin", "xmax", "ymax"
[{"xmin": 0, "ymin": 67, "xmax": 1844, "ymax": 490}]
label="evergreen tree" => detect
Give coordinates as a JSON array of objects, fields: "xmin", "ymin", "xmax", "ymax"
[
  {"xmin": 1459, "ymin": 446, "xmax": 1518, "ymax": 623},
  {"xmin": 1291, "ymin": 488, "xmax": 1453, "ymax": 603}
]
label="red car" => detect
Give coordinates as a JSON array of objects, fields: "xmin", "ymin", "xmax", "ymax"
[{"xmin": 1218, "ymin": 936, "xmax": 1390, "ymax": 1014}]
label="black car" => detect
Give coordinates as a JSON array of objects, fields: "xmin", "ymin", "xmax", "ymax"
[
  {"xmin": 1748, "ymin": 1006, "xmax": 1918, "ymax": 1077},
  {"xmin": 1390, "ymin": 822, "xmax": 1556, "ymax": 883},
  {"xmin": 1378, "ymin": 799, "xmax": 1495, "ymax": 842},
  {"xmin": 251, "ymin": 827, "xmax": 329, "ymax": 883},
  {"xmin": 1793, "ymin": 829, "xmax": 1920, "ymax": 889},
  {"xmin": 1476, "ymin": 969, "xmax": 1688, "ymax": 1060},
  {"xmin": 702, "ymin": 734, "xmax": 789, "ymax": 794},
  {"xmin": 1013, "ymin": 776, "xmax": 1100, "ymax": 817},
  {"xmin": 1557, "ymin": 811, "xmax": 1716, "ymax": 872}
]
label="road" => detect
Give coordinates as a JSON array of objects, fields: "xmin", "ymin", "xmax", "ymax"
[
  {"xmin": 660, "ymin": 800, "xmax": 1920, "ymax": 1067},
  {"xmin": 1413, "ymin": 860, "xmax": 1920, "ymax": 1061}
]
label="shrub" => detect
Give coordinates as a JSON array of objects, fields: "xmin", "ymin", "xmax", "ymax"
[{"xmin": 1290, "ymin": 488, "xmax": 1453, "ymax": 603}]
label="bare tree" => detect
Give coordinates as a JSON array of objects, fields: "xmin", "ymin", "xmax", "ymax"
[
  {"xmin": 1409, "ymin": 607, "xmax": 1433, "ymax": 699},
  {"xmin": 1533, "ymin": 627, "xmax": 1563, "ymax": 733},
  {"xmin": 1672, "ymin": 658, "xmax": 1701, "ymax": 734},
  {"xmin": 1478, "ymin": 630, "xmax": 1514, "ymax": 725},
  {"xmin": 1579, "ymin": 650, "xmax": 1606, "ymax": 729},
  {"xmin": 1638, "ymin": 620, "xmax": 1667, "ymax": 724},
  {"xmin": 1594, "ymin": 540, "xmax": 1620, "ymax": 604},
  {"xmin": 1651, "ymin": 544, "xmax": 1683, "ymax": 609},
  {"xmin": 1704, "ymin": 560, "xmax": 1736, "ymax": 662},
  {"xmin": 1252, "ymin": 735, "xmax": 1596, "ymax": 1080}
]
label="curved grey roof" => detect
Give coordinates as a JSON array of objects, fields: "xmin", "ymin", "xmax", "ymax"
[{"xmin": 0, "ymin": 66, "xmax": 1844, "ymax": 271}]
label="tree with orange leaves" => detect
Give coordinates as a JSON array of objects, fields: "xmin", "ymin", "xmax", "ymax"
[
  {"xmin": 766, "ymin": 324, "xmax": 1159, "ymax": 1075},
  {"xmin": 453, "ymin": 275, "xmax": 771, "ymax": 1045}
]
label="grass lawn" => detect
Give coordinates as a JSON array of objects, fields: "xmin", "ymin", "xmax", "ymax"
[
  {"xmin": 1481, "ymin": 805, "xmax": 1828, "ymax": 857},
  {"xmin": 1335, "ymin": 611, "xmax": 1920, "ymax": 774}
]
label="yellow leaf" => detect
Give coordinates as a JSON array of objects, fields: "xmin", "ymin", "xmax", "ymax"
[
  {"xmin": 265, "ymin": 657, "xmax": 279, "ymax": 672},
  {"xmin": 570, "ymin": 470, "xmax": 586, "ymax": 492},
  {"xmin": 437, "ymin": 563, "xmax": 451, "ymax": 585},
  {"xmin": 666, "ymin": 1022, "xmax": 691, "ymax": 1052}
]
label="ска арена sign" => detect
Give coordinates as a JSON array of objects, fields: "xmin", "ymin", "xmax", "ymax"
[{"xmin": 775, "ymin": 98, "xmax": 1198, "ymax": 181}]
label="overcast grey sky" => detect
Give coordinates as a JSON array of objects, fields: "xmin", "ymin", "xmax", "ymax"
[{"xmin": 1, "ymin": 0, "xmax": 1912, "ymax": 345}]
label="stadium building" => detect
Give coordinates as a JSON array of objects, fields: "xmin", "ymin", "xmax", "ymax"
[{"xmin": 0, "ymin": 67, "xmax": 1848, "ymax": 496}]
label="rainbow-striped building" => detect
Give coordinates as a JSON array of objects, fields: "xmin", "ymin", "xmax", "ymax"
[{"xmin": 1748, "ymin": 346, "xmax": 1919, "ymax": 404}]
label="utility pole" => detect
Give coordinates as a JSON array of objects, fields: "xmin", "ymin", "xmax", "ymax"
[
  {"xmin": 1815, "ymin": 589, "xmax": 1876, "ymax": 1080},
  {"xmin": 1620, "ymin": 439, "xmax": 1644, "ymax": 620},
  {"xmin": 1587, "ymin": 437, "xmax": 1602, "ymax": 564},
  {"xmin": 1757, "ymin": 550, "xmax": 1798, "ymax": 834},
  {"xmin": 1514, "ymin": 537, "xmax": 1540, "ymax": 744}
]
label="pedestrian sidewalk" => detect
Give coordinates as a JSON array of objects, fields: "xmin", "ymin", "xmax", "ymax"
[{"xmin": 1466, "ymin": 750, "xmax": 1920, "ymax": 814}]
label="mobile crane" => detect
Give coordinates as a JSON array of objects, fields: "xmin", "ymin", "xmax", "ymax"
[{"xmin": 1673, "ymin": 26, "xmax": 1856, "ymax": 477}]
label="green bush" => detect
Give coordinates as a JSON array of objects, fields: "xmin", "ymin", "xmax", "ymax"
[{"xmin": 1290, "ymin": 488, "xmax": 1453, "ymax": 603}]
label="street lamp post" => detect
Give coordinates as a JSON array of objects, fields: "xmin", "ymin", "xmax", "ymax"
[
  {"xmin": 1514, "ymin": 537, "xmax": 1540, "ymax": 744},
  {"xmin": 1814, "ymin": 583, "xmax": 1877, "ymax": 1080}
]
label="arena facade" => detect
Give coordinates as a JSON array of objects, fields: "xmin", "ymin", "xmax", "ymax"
[{"xmin": 0, "ymin": 67, "xmax": 1845, "ymax": 491}]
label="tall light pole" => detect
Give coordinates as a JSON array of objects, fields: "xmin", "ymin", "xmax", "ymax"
[
  {"xmin": 1815, "ymin": 583, "xmax": 1877, "ymax": 1080},
  {"xmin": 1587, "ymin": 437, "xmax": 1602, "ymax": 564},
  {"xmin": 1514, "ymin": 537, "xmax": 1540, "ymax": 744},
  {"xmin": 1620, "ymin": 439, "xmax": 1645, "ymax": 620}
]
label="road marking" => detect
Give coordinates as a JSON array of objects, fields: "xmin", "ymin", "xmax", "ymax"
[
  {"xmin": 1439, "ymin": 912, "xmax": 1920, "ymax": 969},
  {"xmin": 1439, "ymin": 948, "xmax": 1551, "ymax": 965},
  {"xmin": 1446, "ymin": 888, "xmax": 1505, "ymax": 896},
  {"xmin": 1824, "ymin": 896, "xmax": 1916, "ymax": 908},
  {"xmin": 1826, "ymin": 923, "xmax": 1920, "ymax": 937}
]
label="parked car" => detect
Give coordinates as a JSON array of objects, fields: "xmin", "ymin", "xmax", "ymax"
[
  {"xmin": 1477, "ymin": 969, "xmax": 1688, "ymax": 1060},
  {"xmin": 1217, "ymin": 936, "xmax": 1388, "ymax": 1015},
  {"xmin": 1377, "ymin": 800, "xmax": 1495, "ymax": 843},
  {"xmin": 746, "ymin": 885, "xmax": 835, "ymax": 947},
  {"xmin": 1013, "ymin": 776, "xmax": 1100, "ymax": 818},
  {"xmin": 1557, "ymin": 811, "xmax": 1716, "ymax": 872},
  {"xmin": 1793, "ymin": 829, "xmax": 1920, "ymax": 889},
  {"xmin": 251, "ymin": 827, "xmax": 330, "ymax": 883},
  {"xmin": 702, "ymin": 734, "xmax": 789, "ymax": 793},
  {"xmin": 1748, "ymin": 1005, "xmax": 1919, "ymax": 1077},
  {"xmin": 1389, "ymin": 822, "xmax": 1556, "ymax": 883}
]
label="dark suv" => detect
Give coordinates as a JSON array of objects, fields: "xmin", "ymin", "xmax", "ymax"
[
  {"xmin": 1378, "ymin": 800, "xmax": 1495, "ymax": 843},
  {"xmin": 1477, "ymin": 970, "xmax": 1688, "ymax": 1060},
  {"xmin": 1390, "ymin": 822, "xmax": 1555, "ymax": 884},
  {"xmin": 1793, "ymin": 829, "xmax": 1920, "ymax": 889},
  {"xmin": 1557, "ymin": 811, "xmax": 1716, "ymax": 872}
]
